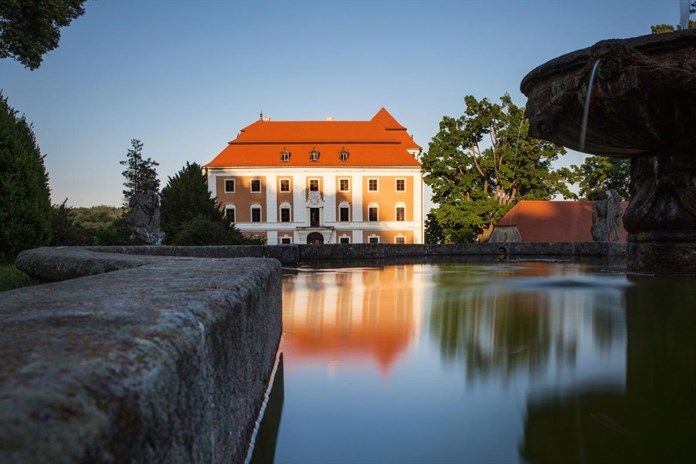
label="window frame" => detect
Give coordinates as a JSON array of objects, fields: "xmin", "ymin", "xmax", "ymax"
[
  {"xmin": 280, "ymin": 148, "xmax": 291, "ymax": 162},
  {"xmin": 225, "ymin": 205, "xmax": 236, "ymax": 223},
  {"xmin": 339, "ymin": 235, "xmax": 351, "ymax": 244},
  {"xmin": 224, "ymin": 179, "xmax": 235, "ymax": 193},
  {"xmin": 279, "ymin": 178, "xmax": 291, "ymax": 192},
  {"xmin": 309, "ymin": 178, "xmax": 320, "ymax": 192},
  {"xmin": 250, "ymin": 205, "xmax": 262, "ymax": 223},
  {"xmin": 368, "ymin": 178, "xmax": 379, "ymax": 192},
  {"xmin": 339, "ymin": 203, "xmax": 350, "ymax": 222},
  {"xmin": 339, "ymin": 178, "xmax": 350, "ymax": 192},
  {"xmin": 395, "ymin": 178, "xmax": 406, "ymax": 192},
  {"xmin": 368, "ymin": 235, "xmax": 380, "ymax": 244},
  {"xmin": 396, "ymin": 206, "xmax": 405, "ymax": 222},
  {"xmin": 395, "ymin": 236, "xmax": 406, "ymax": 244},
  {"xmin": 368, "ymin": 205, "xmax": 379, "ymax": 222},
  {"xmin": 250, "ymin": 179, "xmax": 262, "ymax": 193},
  {"xmin": 280, "ymin": 204, "xmax": 292, "ymax": 223}
]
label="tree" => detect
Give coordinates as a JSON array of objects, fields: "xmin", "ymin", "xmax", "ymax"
[
  {"xmin": 160, "ymin": 161, "xmax": 250, "ymax": 245},
  {"xmin": 50, "ymin": 203, "xmax": 130, "ymax": 246},
  {"xmin": 120, "ymin": 139, "xmax": 159, "ymax": 206},
  {"xmin": 50, "ymin": 199, "xmax": 88, "ymax": 246},
  {"xmin": 0, "ymin": 0, "xmax": 87, "ymax": 70},
  {"xmin": 170, "ymin": 217, "xmax": 250, "ymax": 246},
  {"xmin": 0, "ymin": 92, "xmax": 51, "ymax": 261},
  {"xmin": 651, "ymin": 1, "xmax": 696, "ymax": 33},
  {"xmin": 421, "ymin": 94, "xmax": 573, "ymax": 243},
  {"xmin": 572, "ymin": 156, "xmax": 630, "ymax": 200},
  {"xmin": 160, "ymin": 162, "xmax": 224, "ymax": 237}
]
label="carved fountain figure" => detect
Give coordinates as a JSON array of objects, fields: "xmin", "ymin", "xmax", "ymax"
[{"xmin": 521, "ymin": 29, "xmax": 696, "ymax": 274}]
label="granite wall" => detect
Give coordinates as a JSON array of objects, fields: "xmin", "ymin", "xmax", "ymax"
[{"xmin": 3, "ymin": 249, "xmax": 282, "ymax": 463}]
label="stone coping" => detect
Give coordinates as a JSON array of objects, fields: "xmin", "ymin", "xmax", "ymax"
[
  {"xmin": 3, "ymin": 250, "xmax": 282, "ymax": 463},
  {"xmin": 92, "ymin": 241, "xmax": 625, "ymax": 263}
]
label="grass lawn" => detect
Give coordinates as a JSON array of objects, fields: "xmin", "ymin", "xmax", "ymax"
[{"xmin": 0, "ymin": 264, "xmax": 30, "ymax": 292}]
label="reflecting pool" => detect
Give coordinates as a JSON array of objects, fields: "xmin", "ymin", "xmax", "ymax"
[{"xmin": 251, "ymin": 261, "xmax": 696, "ymax": 464}]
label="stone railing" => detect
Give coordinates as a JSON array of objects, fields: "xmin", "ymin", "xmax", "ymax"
[{"xmin": 3, "ymin": 248, "xmax": 282, "ymax": 463}]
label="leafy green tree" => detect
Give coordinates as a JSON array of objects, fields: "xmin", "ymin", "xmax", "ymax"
[
  {"xmin": 572, "ymin": 156, "xmax": 630, "ymax": 200},
  {"xmin": 0, "ymin": 92, "xmax": 51, "ymax": 261},
  {"xmin": 50, "ymin": 203, "xmax": 130, "ymax": 246},
  {"xmin": 0, "ymin": 0, "xmax": 87, "ymax": 69},
  {"xmin": 651, "ymin": 1, "xmax": 696, "ymax": 32},
  {"xmin": 424, "ymin": 211, "xmax": 445, "ymax": 244},
  {"xmin": 421, "ymin": 94, "xmax": 573, "ymax": 243},
  {"xmin": 120, "ymin": 139, "xmax": 159, "ymax": 206},
  {"xmin": 50, "ymin": 199, "xmax": 89, "ymax": 245}
]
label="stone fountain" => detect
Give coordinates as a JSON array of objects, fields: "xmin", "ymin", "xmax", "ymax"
[{"xmin": 521, "ymin": 29, "xmax": 696, "ymax": 275}]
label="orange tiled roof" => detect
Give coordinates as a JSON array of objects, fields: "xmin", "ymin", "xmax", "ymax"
[
  {"xmin": 204, "ymin": 108, "xmax": 421, "ymax": 168},
  {"xmin": 496, "ymin": 200, "xmax": 629, "ymax": 242}
]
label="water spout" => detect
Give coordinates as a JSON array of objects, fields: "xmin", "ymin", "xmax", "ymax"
[
  {"xmin": 680, "ymin": 0, "xmax": 690, "ymax": 30},
  {"xmin": 579, "ymin": 59, "xmax": 601, "ymax": 153}
]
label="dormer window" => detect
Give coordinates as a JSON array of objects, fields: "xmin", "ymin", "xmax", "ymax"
[
  {"xmin": 309, "ymin": 147, "xmax": 320, "ymax": 162},
  {"xmin": 280, "ymin": 148, "xmax": 291, "ymax": 162},
  {"xmin": 339, "ymin": 147, "xmax": 349, "ymax": 162}
]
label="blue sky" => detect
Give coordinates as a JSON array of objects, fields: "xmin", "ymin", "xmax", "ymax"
[{"xmin": 0, "ymin": 0, "xmax": 680, "ymax": 207}]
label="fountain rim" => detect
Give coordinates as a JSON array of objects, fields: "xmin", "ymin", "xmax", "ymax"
[{"xmin": 520, "ymin": 29, "xmax": 696, "ymax": 96}]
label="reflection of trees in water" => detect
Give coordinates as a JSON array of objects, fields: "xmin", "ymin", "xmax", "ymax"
[
  {"xmin": 591, "ymin": 291, "xmax": 626, "ymax": 352},
  {"xmin": 522, "ymin": 278, "xmax": 696, "ymax": 464},
  {"xmin": 430, "ymin": 289, "xmax": 560, "ymax": 382},
  {"xmin": 429, "ymin": 264, "xmax": 625, "ymax": 383}
]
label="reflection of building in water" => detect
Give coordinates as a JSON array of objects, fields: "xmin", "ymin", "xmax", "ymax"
[
  {"xmin": 429, "ymin": 263, "xmax": 626, "ymax": 383},
  {"xmin": 282, "ymin": 266, "xmax": 424, "ymax": 375}
]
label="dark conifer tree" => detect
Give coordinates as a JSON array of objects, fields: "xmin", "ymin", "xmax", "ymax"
[
  {"xmin": 119, "ymin": 139, "xmax": 159, "ymax": 206},
  {"xmin": 0, "ymin": 92, "xmax": 51, "ymax": 261}
]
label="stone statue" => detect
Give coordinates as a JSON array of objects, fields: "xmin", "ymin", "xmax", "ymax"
[
  {"xmin": 125, "ymin": 178, "xmax": 166, "ymax": 245},
  {"xmin": 591, "ymin": 189, "xmax": 622, "ymax": 242}
]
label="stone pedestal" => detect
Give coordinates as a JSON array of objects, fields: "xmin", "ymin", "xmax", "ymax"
[{"xmin": 624, "ymin": 153, "xmax": 696, "ymax": 274}]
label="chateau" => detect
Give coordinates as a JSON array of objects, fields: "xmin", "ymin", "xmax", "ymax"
[{"xmin": 204, "ymin": 109, "xmax": 423, "ymax": 244}]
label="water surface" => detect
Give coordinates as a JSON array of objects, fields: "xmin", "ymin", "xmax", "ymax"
[{"xmin": 253, "ymin": 261, "xmax": 696, "ymax": 463}]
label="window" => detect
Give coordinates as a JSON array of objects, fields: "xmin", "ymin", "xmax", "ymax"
[
  {"xmin": 280, "ymin": 148, "xmax": 291, "ymax": 162},
  {"xmin": 368, "ymin": 206, "xmax": 378, "ymax": 222},
  {"xmin": 339, "ymin": 178, "xmax": 350, "ymax": 192},
  {"xmin": 280, "ymin": 205, "xmax": 291, "ymax": 223},
  {"xmin": 396, "ymin": 179, "xmax": 406, "ymax": 191},
  {"xmin": 281, "ymin": 236, "xmax": 292, "ymax": 244},
  {"xmin": 339, "ymin": 235, "xmax": 350, "ymax": 244},
  {"xmin": 368, "ymin": 179, "xmax": 378, "ymax": 192},
  {"xmin": 395, "ymin": 236, "xmax": 405, "ymax": 244},
  {"xmin": 224, "ymin": 179, "xmax": 235, "ymax": 193},
  {"xmin": 369, "ymin": 235, "xmax": 380, "ymax": 244},
  {"xmin": 309, "ymin": 147, "xmax": 320, "ymax": 162},
  {"xmin": 280, "ymin": 179, "xmax": 290, "ymax": 192},
  {"xmin": 251, "ymin": 205, "xmax": 262, "ymax": 223},
  {"xmin": 396, "ymin": 206, "xmax": 405, "ymax": 221},
  {"xmin": 250, "ymin": 179, "xmax": 261, "ymax": 193},
  {"xmin": 309, "ymin": 179, "xmax": 319, "ymax": 191},
  {"xmin": 339, "ymin": 204, "xmax": 350, "ymax": 222},
  {"xmin": 339, "ymin": 147, "xmax": 349, "ymax": 162},
  {"xmin": 225, "ymin": 206, "xmax": 236, "ymax": 222}
]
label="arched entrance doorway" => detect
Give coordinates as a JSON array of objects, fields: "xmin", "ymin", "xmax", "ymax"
[{"xmin": 307, "ymin": 232, "xmax": 324, "ymax": 244}]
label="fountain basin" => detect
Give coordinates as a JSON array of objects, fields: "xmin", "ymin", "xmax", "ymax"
[
  {"xmin": 521, "ymin": 29, "xmax": 696, "ymax": 275},
  {"xmin": 521, "ymin": 29, "xmax": 696, "ymax": 156}
]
